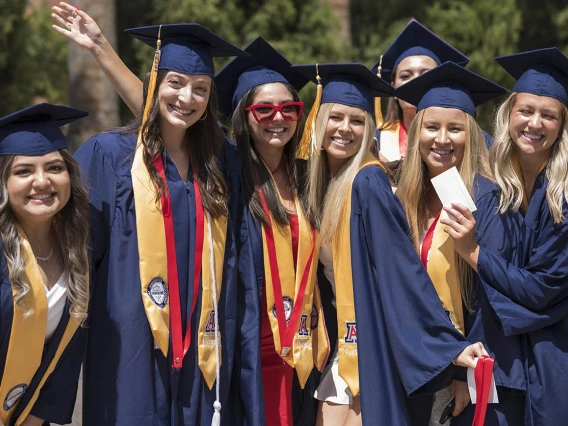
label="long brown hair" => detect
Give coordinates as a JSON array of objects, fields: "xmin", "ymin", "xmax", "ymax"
[
  {"xmin": 136, "ymin": 69, "xmax": 229, "ymax": 218},
  {"xmin": 0, "ymin": 150, "xmax": 90, "ymax": 322},
  {"xmin": 231, "ymin": 82, "xmax": 310, "ymax": 227}
]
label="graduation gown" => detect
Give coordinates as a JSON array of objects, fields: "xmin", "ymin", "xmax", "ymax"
[
  {"xmin": 75, "ymin": 131, "xmax": 241, "ymax": 426},
  {"xmin": 467, "ymin": 169, "xmax": 568, "ymax": 426},
  {"xmin": 348, "ymin": 165, "xmax": 470, "ymax": 425},
  {"xmin": 230, "ymin": 188, "xmax": 320, "ymax": 426},
  {"xmin": 0, "ymin": 241, "xmax": 86, "ymax": 426}
]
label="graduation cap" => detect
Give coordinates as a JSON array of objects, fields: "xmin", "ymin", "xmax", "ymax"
[
  {"xmin": 371, "ymin": 19, "xmax": 469, "ymax": 83},
  {"xmin": 393, "ymin": 62, "xmax": 507, "ymax": 118},
  {"xmin": 125, "ymin": 23, "xmax": 248, "ymax": 77},
  {"xmin": 292, "ymin": 63, "xmax": 394, "ymax": 158},
  {"xmin": 0, "ymin": 103, "xmax": 88, "ymax": 156},
  {"xmin": 370, "ymin": 19, "xmax": 469, "ymax": 128},
  {"xmin": 495, "ymin": 47, "xmax": 568, "ymax": 106},
  {"xmin": 214, "ymin": 36, "xmax": 309, "ymax": 117}
]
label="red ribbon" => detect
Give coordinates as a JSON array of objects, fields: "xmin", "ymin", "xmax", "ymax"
[
  {"xmin": 472, "ymin": 355, "xmax": 495, "ymax": 426},
  {"xmin": 420, "ymin": 212, "xmax": 441, "ymax": 267},
  {"xmin": 154, "ymin": 154, "xmax": 204, "ymax": 369},
  {"xmin": 258, "ymin": 186, "xmax": 316, "ymax": 357}
]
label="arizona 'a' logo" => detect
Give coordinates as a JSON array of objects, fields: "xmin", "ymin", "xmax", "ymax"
[
  {"xmin": 298, "ymin": 314, "xmax": 309, "ymax": 337},
  {"xmin": 205, "ymin": 310, "xmax": 216, "ymax": 333},
  {"xmin": 344, "ymin": 322, "xmax": 357, "ymax": 343}
]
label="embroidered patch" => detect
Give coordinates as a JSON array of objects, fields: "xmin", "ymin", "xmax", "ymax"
[
  {"xmin": 147, "ymin": 277, "xmax": 168, "ymax": 308},
  {"xmin": 310, "ymin": 305, "xmax": 319, "ymax": 330},
  {"xmin": 344, "ymin": 321, "xmax": 357, "ymax": 344},
  {"xmin": 205, "ymin": 310, "xmax": 216, "ymax": 333},
  {"xmin": 298, "ymin": 314, "xmax": 309, "ymax": 336},
  {"xmin": 272, "ymin": 296, "xmax": 294, "ymax": 324},
  {"xmin": 3, "ymin": 383, "xmax": 27, "ymax": 411}
]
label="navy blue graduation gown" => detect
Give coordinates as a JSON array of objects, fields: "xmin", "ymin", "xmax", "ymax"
[
  {"xmin": 230, "ymin": 178, "xmax": 320, "ymax": 426},
  {"xmin": 349, "ymin": 165, "xmax": 470, "ymax": 426},
  {"xmin": 0, "ymin": 240, "xmax": 87, "ymax": 426},
  {"xmin": 75, "ymin": 131, "xmax": 241, "ymax": 426},
  {"xmin": 471, "ymin": 169, "xmax": 568, "ymax": 426}
]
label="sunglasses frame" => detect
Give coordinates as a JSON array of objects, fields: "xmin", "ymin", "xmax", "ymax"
[{"xmin": 244, "ymin": 101, "xmax": 304, "ymax": 124}]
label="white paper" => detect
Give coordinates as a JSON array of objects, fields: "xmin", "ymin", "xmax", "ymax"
[
  {"xmin": 430, "ymin": 167, "xmax": 477, "ymax": 219},
  {"xmin": 467, "ymin": 358, "xmax": 499, "ymax": 404}
]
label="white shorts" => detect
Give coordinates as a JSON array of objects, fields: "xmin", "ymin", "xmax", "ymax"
[{"xmin": 314, "ymin": 350, "xmax": 353, "ymax": 405}]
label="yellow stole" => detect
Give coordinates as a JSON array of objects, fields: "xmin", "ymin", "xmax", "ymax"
[
  {"xmin": 262, "ymin": 196, "xmax": 329, "ymax": 388},
  {"xmin": 131, "ymin": 143, "xmax": 227, "ymax": 390},
  {"xmin": 423, "ymin": 213, "xmax": 465, "ymax": 334},
  {"xmin": 333, "ymin": 154, "xmax": 386, "ymax": 397},
  {"xmin": 378, "ymin": 122, "xmax": 401, "ymax": 162},
  {"xmin": 0, "ymin": 228, "xmax": 83, "ymax": 425}
]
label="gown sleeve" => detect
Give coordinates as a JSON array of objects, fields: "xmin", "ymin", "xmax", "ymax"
[{"xmin": 351, "ymin": 167, "xmax": 469, "ymax": 398}]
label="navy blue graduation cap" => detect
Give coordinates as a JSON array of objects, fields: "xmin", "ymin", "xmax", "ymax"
[
  {"xmin": 292, "ymin": 63, "xmax": 394, "ymax": 159},
  {"xmin": 393, "ymin": 62, "xmax": 507, "ymax": 118},
  {"xmin": 214, "ymin": 36, "xmax": 309, "ymax": 117},
  {"xmin": 125, "ymin": 23, "xmax": 248, "ymax": 77},
  {"xmin": 0, "ymin": 103, "xmax": 88, "ymax": 156},
  {"xmin": 371, "ymin": 19, "xmax": 469, "ymax": 83},
  {"xmin": 495, "ymin": 47, "xmax": 568, "ymax": 106},
  {"xmin": 293, "ymin": 63, "xmax": 394, "ymax": 113}
]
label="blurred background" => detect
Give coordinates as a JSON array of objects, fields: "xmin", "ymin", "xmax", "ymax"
[{"xmin": 2, "ymin": 0, "xmax": 568, "ymax": 151}]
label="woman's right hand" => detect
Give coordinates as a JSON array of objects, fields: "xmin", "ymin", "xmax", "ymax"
[
  {"xmin": 453, "ymin": 342, "xmax": 489, "ymax": 369},
  {"xmin": 51, "ymin": 2, "xmax": 106, "ymax": 55}
]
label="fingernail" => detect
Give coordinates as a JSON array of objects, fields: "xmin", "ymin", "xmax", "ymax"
[{"xmin": 75, "ymin": 6, "xmax": 81, "ymax": 10}]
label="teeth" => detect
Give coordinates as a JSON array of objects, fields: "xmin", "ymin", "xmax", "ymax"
[
  {"xmin": 522, "ymin": 132, "xmax": 543, "ymax": 141},
  {"xmin": 332, "ymin": 137, "xmax": 352, "ymax": 145},
  {"xmin": 432, "ymin": 149, "xmax": 452, "ymax": 155},
  {"xmin": 30, "ymin": 193, "xmax": 53, "ymax": 200},
  {"xmin": 266, "ymin": 128, "xmax": 285, "ymax": 133},
  {"xmin": 171, "ymin": 105, "xmax": 192, "ymax": 115}
]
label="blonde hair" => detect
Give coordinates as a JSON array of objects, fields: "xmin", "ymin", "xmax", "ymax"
[
  {"xmin": 306, "ymin": 103, "xmax": 378, "ymax": 245},
  {"xmin": 397, "ymin": 108, "xmax": 491, "ymax": 310},
  {"xmin": 490, "ymin": 93, "xmax": 568, "ymax": 223}
]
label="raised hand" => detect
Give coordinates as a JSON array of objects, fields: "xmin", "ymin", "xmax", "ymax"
[
  {"xmin": 51, "ymin": 2, "xmax": 106, "ymax": 54},
  {"xmin": 440, "ymin": 203, "xmax": 480, "ymax": 270}
]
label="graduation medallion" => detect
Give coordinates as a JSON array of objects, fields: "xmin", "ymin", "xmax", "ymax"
[
  {"xmin": 272, "ymin": 296, "xmax": 294, "ymax": 324},
  {"xmin": 3, "ymin": 383, "xmax": 27, "ymax": 411},
  {"xmin": 147, "ymin": 277, "xmax": 168, "ymax": 309}
]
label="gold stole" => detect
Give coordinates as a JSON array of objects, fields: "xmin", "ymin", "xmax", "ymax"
[
  {"xmin": 262, "ymin": 197, "xmax": 329, "ymax": 388},
  {"xmin": 131, "ymin": 143, "xmax": 227, "ymax": 390},
  {"xmin": 333, "ymin": 154, "xmax": 386, "ymax": 397},
  {"xmin": 378, "ymin": 122, "xmax": 401, "ymax": 162},
  {"xmin": 0, "ymin": 228, "xmax": 83, "ymax": 425},
  {"xmin": 425, "ymin": 213, "xmax": 465, "ymax": 334}
]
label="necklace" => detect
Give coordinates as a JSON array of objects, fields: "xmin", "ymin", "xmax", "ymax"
[
  {"xmin": 271, "ymin": 157, "xmax": 284, "ymax": 175},
  {"xmin": 35, "ymin": 245, "xmax": 54, "ymax": 262}
]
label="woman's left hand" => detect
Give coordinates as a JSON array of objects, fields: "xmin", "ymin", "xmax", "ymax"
[
  {"xmin": 20, "ymin": 414, "xmax": 45, "ymax": 426},
  {"xmin": 451, "ymin": 380, "xmax": 471, "ymax": 417},
  {"xmin": 440, "ymin": 203, "xmax": 479, "ymax": 271}
]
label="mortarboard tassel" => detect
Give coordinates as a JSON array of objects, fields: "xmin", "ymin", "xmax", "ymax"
[
  {"xmin": 296, "ymin": 64, "xmax": 322, "ymax": 160},
  {"xmin": 140, "ymin": 25, "xmax": 162, "ymax": 136},
  {"xmin": 374, "ymin": 55, "xmax": 384, "ymax": 129}
]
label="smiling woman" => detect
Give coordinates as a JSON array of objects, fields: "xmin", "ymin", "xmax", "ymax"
[{"xmin": 0, "ymin": 103, "xmax": 90, "ymax": 426}]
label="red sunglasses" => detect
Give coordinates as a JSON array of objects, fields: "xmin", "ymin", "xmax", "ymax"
[{"xmin": 245, "ymin": 102, "xmax": 304, "ymax": 124}]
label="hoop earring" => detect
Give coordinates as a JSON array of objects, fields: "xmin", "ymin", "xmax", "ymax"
[{"xmin": 199, "ymin": 110, "xmax": 208, "ymax": 121}]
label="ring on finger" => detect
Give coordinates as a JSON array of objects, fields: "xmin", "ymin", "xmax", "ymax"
[{"xmin": 66, "ymin": 22, "xmax": 72, "ymax": 29}]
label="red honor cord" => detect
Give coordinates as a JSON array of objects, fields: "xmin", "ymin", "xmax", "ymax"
[
  {"xmin": 154, "ymin": 154, "xmax": 204, "ymax": 369},
  {"xmin": 472, "ymin": 355, "xmax": 495, "ymax": 426}
]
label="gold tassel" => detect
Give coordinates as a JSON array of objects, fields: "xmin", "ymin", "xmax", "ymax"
[
  {"xmin": 296, "ymin": 64, "xmax": 322, "ymax": 160},
  {"xmin": 139, "ymin": 25, "xmax": 162, "ymax": 139},
  {"xmin": 374, "ymin": 55, "xmax": 384, "ymax": 129}
]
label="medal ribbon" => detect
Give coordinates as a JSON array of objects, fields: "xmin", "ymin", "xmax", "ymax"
[
  {"xmin": 153, "ymin": 154, "xmax": 203, "ymax": 369},
  {"xmin": 258, "ymin": 187, "xmax": 316, "ymax": 358},
  {"xmin": 472, "ymin": 356, "xmax": 495, "ymax": 426}
]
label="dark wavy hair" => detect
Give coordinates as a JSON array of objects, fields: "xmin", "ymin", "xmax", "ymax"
[
  {"xmin": 134, "ymin": 69, "xmax": 229, "ymax": 218},
  {"xmin": 230, "ymin": 82, "xmax": 311, "ymax": 227}
]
